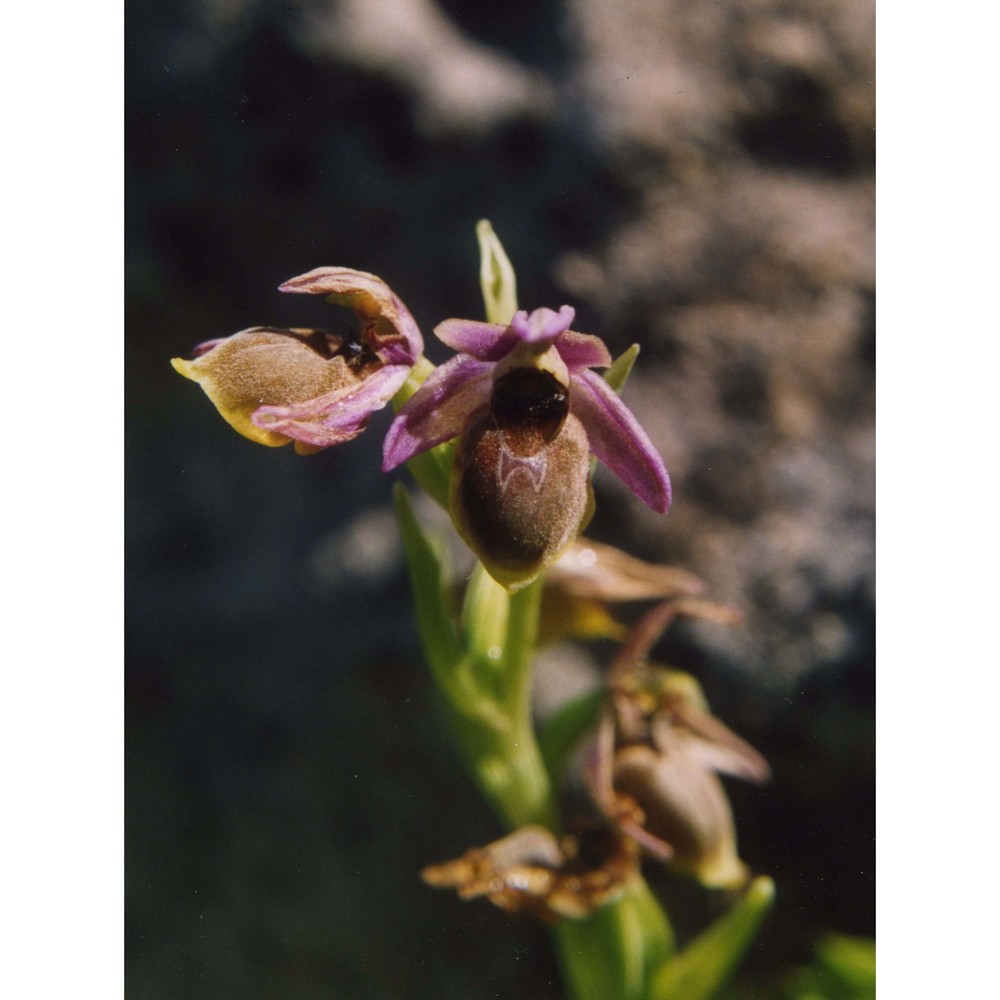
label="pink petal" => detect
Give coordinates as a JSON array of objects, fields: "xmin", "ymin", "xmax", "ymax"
[
  {"xmin": 435, "ymin": 309, "xmax": 605, "ymax": 369},
  {"xmin": 434, "ymin": 318, "xmax": 513, "ymax": 361},
  {"xmin": 192, "ymin": 337, "xmax": 228, "ymax": 357},
  {"xmin": 510, "ymin": 306, "xmax": 575, "ymax": 343},
  {"xmin": 279, "ymin": 266, "xmax": 387, "ymax": 295},
  {"xmin": 662, "ymin": 703, "xmax": 771, "ymax": 783},
  {"xmin": 279, "ymin": 266, "xmax": 423, "ymax": 365},
  {"xmin": 554, "ymin": 330, "xmax": 612, "ymax": 371},
  {"xmin": 382, "ymin": 356, "xmax": 492, "ymax": 471},
  {"xmin": 570, "ymin": 370, "xmax": 672, "ymax": 513},
  {"xmin": 251, "ymin": 364, "xmax": 411, "ymax": 448}
]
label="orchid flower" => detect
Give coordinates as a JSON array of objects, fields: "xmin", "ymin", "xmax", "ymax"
[
  {"xmin": 586, "ymin": 601, "xmax": 770, "ymax": 889},
  {"xmin": 382, "ymin": 305, "xmax": 671, "ymax": 588},
  {"xmin": 172, "ymin": 268, "xmax": 423, "ymax": 455}
]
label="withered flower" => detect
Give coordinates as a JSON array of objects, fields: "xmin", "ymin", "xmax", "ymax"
[
  {"xmin": 421, "ymin": 822, "xmax": 639, "ymax": 924},
  {"xmin": 382, "ymin": 306, "xmax": 671, "ymax": 589},
  {"xmin": 586, "ymin": 600, "xmax": 770, "ymax": 889},
  {"xmin": 172, "ymin": 268, "xmax": 423, "ymax": 454},
  {"xmin": 541, "ymin": 538, "xmax": 705, "ymax": 643}
]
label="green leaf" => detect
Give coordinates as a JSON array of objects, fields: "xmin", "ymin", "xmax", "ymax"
[
  {"xmin": 650, "ymin": 876, "xmax": 775, "ymax": 1000},
  {"xmin": 477, "ymin": 219, "xmax": 518, "ymax": 324},
  {"xmin": 504, "ymin": 576, "xmax": 544, "ymax": 706},
  {"xmin": 814, "ymin": 935, "xmax": 875, "ymax": 991},
  {"xmin": 445, "ymin": 566, "xmax": 555, "ymax": 830},
  {"xmin": 555, "ymin": 878, "xmax": 676, "ymax": 1000},
  {"xmin": 539, "ymin": 689, "xmax": 605, "ymax": 783},
  {"xmin": 784, "ymin": 934, "xmax": 875, "ymax": 1000},
  {"xmin": 393, "ymin": 483, "xmax": 462, "ymax": 688},
  {"xmin": 604, "ymin": 343, "xmax": 640, "ymax": 394},
  {"xmin": 394, "ymin": 483, "xmax": 504, "ymax": 728},
  {"xmin": 403, "ymin": 444, "xmax": 454, "ymax": 511}
]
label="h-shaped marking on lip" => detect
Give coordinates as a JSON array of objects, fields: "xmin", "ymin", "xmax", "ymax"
[{"xmin": 497, "ymin": 444, "xmax": 547, "ymax": 494}]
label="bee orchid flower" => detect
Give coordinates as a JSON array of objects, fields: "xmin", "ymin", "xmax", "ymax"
[
  {"xmin": 172, "ymin": 268, "xmax": 423, "ymax": 454},
  {"xmin": 382, "ymin": 306, "xmax": 671, "ymax": 588}
]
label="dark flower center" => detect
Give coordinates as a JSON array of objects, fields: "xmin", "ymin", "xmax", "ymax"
[
  {"xmin": 286, "ymin": 327, "xmax": 382, "ymax": 375},
  {"xmin": 491, "ymin": 368, "xmax": 569, "ymax": 455}
]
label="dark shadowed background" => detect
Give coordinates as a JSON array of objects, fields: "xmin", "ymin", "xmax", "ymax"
[{"xmin": 126, "ymin": 0, "xmax": 874, "ymax": 996}]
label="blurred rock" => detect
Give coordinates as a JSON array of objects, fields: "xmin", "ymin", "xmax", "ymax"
[{"xmin": 295, "ymin": 0, "xmax": 555, "ymax": 134}]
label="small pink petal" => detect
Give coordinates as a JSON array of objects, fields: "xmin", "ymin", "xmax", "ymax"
[
  {"xmin": 192, "ymin": 337, "xmax": 228, "ymax": 357},
  {"xmin": 554, "ymin": 330, "xmax": 612, "ymax": 371},
  {"xmin": 279, "ymin": 266, "xmax": 423, "ymax": 365},
  {"xmin": 382, "ymin": 356, "xmax": 492, "ymax": 471},
  {"xmin": 434, "ymin": 318, "xmax": 513, "ymax": 361},
  {"xmin": 570, "ymin": 370, "xmax": 672, "ymax": 513},
  {"xmin": 510, "ymin": 305, "xmax": 575, "ymax": 343}
]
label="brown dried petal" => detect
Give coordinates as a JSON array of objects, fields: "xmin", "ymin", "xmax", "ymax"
[
  {"xmin": 608, "ymin": 599, "xmax": 745, "ymax": 688},
  {"xmin": 421, "ymin": 824, "xmax": 639, "ymax": 924},
  {"xmin": 538, "ymin": 542, "xmax": 707, "ymax": 644},
  {"xmin": 548, "ymin": 539, "xmax": 705, "ymax": 603}
]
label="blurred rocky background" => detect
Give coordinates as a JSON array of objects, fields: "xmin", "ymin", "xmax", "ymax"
[{"xmin": 127, "ymin": 0, "xmax": 874, "ymax": 996}]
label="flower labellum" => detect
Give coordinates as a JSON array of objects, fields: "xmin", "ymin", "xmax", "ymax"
[
  {"xmin": 172, "ymin": 268, "xmax": 423, "ymax": 455},
  {"xmin": 383, "ymin": 306, "xmax": 671, "ymax": 589}
]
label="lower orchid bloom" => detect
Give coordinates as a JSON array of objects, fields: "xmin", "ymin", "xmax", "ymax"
[
  {"xmin": 586, "ymin": 600, "xmax": 770, "ymax": 890},
  {"xmin": 172, "ymin": 268, "xmax": 423, "ymax": 455},
  {"xmin": 382, "ymin": 306, "xmax": 671, "ymax": 589}
]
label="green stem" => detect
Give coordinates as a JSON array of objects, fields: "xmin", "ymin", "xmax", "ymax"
[
  {"xmin": 395, "ymin": 485, "xmax": 554, "ymax": 830},
  {"xmin": 457, "ymin": 569, "xmax": 556, "ymax": 831}
]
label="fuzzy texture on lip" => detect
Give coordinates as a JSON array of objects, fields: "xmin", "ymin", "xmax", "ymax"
[
  {"xmin": 382, "ymin": 305, "xmax": 672, "ymax": 514},
  {"xmin": 172, "ymin": 267, "xmax": 423, "ymax": 454},
  {"xmin": 450, "ymin": 407, "xmax": 593, "ymax": 589}
]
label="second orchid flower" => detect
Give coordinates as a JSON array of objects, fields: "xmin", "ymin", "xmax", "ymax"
[{"xmin": 172, "ymin": 267, "xmax": 423, "ymax": 454}]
